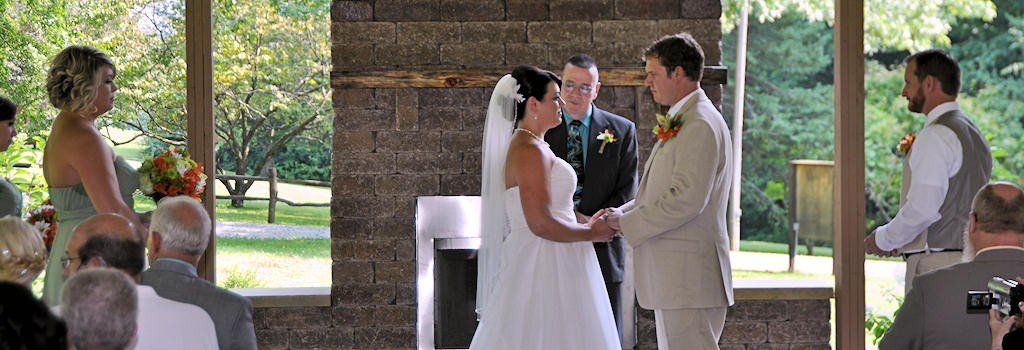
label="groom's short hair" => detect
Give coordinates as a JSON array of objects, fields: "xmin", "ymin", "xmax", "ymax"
[
  {"xmin": 905, "ymin": 49, "xmax": 961, "ymax": 96},
  {"xmin": 644, "ymin": 32, "xmax": 704, "ymax": 83}
]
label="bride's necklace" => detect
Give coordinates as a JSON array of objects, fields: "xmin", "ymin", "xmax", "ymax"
[{"xmin": 515, "ymin": 128, "xmax": 544, "ymax": 142}]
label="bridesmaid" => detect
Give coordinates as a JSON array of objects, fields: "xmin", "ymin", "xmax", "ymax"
[
  {"xmin": 41, "ymin": 46, "xmax": 143, "ymax": 305},
  {"xmin": 0, "ymin": 96, "xmax": 21, "ymax": 218}
]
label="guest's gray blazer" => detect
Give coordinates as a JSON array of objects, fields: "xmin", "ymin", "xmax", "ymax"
[
  {"xmin": 880, "ymin": 248, "xmax": 1024, "ymax": 350},
  {"xmin": 141, "ymin": 259, "xmax": 257, "ymax": 350}
]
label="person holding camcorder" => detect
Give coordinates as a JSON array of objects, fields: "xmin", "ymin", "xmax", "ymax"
[{"xmin": 880, "ymin": 182, "xmax": 1024, "ymax": 350}]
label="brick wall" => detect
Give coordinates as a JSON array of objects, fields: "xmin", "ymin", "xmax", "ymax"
[{"xmin": 240, "ymin": 0, "xmax": 825, "ymax": 349}]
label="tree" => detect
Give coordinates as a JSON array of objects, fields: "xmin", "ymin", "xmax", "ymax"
[
  {"xmin": 721, "ymin": 0, "xmax": 996, "ymax": 52},
  {"xmin": 100, "ymin": 0, "xmax": 331, "ymax": 207}
]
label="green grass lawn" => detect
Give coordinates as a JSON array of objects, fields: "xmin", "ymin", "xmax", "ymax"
[
  {"xmin": 215, "ymin": 237, "xmax": 330, "ymax": 288},
  {"xmin": 132, "ymin": 193, "xmax": 330, "ymax": 227},
  {"xmin": 741, "ymin": 240, "xmax": 902, "ymax": 262}
]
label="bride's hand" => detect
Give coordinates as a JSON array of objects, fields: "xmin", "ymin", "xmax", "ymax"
[
  {"xmin": 587, "ymin": 217, "xmax": 616, "ymax": 242},
  {"xmin": 586, "ymin": 209, "xmax": 606, "ymax": 226}
]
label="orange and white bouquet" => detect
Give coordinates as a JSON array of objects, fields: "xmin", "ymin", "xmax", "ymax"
[
  {"xmin": 26, "ymin": 199, "xmax": 57, "ymax": 251},
  {"xmin": 138, "ymin": 146, "xmax": 207, "ymax": 201}
]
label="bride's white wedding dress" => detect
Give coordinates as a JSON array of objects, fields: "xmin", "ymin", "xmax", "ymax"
[{"xmin": 470, "ymin": 156, "xmax": 620, "ymax": 350}]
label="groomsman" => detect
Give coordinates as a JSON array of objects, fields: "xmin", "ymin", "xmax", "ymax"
[
  {"xmin": 864, "ymin": 49, "xmax": 992, "ymax": 293},
  {"xmin": 544, "ymin": 54, "xmax": 639, "ymax": 337}
]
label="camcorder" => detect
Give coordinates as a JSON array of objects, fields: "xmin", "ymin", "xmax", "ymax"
[{"xmin": 967, "ymin": 277, "xmax": 1024, "ymax": 316}]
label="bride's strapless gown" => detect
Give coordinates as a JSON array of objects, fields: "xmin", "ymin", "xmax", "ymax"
[
  {"xmin": 470, "ymin": 157, "xmax": 620, "ymax": 350},
  {"xmin": 42, "ymin": 156, "xmax": 139, "ymax": 306}
]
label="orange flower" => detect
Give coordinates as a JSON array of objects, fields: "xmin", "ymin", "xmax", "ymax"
[
  {"xmin": 897, "ymin": 132, "xmax": 916, "ymax": 156},
  {"xmin": 656, "ymin": 125, "xmax": 682, "ymax": 141}
]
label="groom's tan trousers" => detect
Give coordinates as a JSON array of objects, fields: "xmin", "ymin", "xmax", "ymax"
[{"xmin": 654, "ymin": 307, "xmax": 727, "ymax": 350}]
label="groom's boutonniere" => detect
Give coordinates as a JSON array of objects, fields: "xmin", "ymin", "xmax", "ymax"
[
  {"xmin": 895, "ymin": 132, "xmax": 916, "ymax": 157},
  {"xmin": 652, "ymin": 112, "xmax": 683, "ymax": 141},
  {"xmin": 596, "ymin": 129, "xmax": 617, "ymax": 154}
]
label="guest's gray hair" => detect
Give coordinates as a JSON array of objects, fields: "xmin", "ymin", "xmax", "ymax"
[
  {"xmin": 971, "ymin": 181, "xmax": 1024, "ymax": 233},
  {"xmin": 151, "ymin": 196, "xmax": 211, "ymax": 256},
  {"xmin": 61, "ymin": 268, "xmax": 137, "ymax": 350}
]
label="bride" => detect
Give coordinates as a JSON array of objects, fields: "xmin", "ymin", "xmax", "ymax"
[{"xmin": 470, "ymin": 66, "xmax": 620, "ymax": 349}]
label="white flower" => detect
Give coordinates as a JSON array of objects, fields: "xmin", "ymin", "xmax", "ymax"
[
  {"xmin": 139, "ymin": 175, "xmax": 154, "ymax": 194},
  {"xmin": 176, "ymin": 161, "xmax": 189, "ymax": 176}
]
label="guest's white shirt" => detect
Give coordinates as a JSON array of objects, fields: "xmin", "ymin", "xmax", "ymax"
[
  {"xmin": 135, "ymin": 285, "xmax": 219, "ymax": 350},
  {"xmin": 874, "ymin": 101, "xmax": 964, "ymax": 252}
]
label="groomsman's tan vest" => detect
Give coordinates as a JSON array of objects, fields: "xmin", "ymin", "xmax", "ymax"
[{"xmin": 899, "ymin": 110, "xmax": 992, "ymax": 253}]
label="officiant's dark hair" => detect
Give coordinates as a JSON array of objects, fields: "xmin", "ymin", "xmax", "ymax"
[
  {"xmin": 511, "ymin": 65, "xmax": 562, "ymax": 122},
  {"xmin": 905, "ymin": 49, "xmax": 961, "ymax": 96},
  {"xmin": 644, "ymin": 32, "xmax": 704, "ymax": 82},
  {"xmin": 567, "ymin": 54, "xmax": 597, "ymax": 69},
  {"xmin": 0, "ymin": 96, "xmax": 17, "ymax": 121}
]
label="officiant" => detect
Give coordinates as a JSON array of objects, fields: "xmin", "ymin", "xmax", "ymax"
[{"xmin": 543, "ymin": 54, "xmax": 639, "ymax": 336}]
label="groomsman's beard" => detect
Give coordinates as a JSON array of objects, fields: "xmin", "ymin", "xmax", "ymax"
[
  {"xmin": 907, "ymin": 87, "xmax": 925, "ymax": 113},
  {"xmin": 962, "ymin": 230, "xmax": 977, "ymax": 263}
]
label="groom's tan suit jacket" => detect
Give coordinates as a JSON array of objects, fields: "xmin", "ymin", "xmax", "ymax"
[{"xmin": 619, "ymin": 89, "xmax": 734, "ymax": 310}]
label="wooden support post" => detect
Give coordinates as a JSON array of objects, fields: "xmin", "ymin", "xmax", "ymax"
[
  {"xmin": 268, "ymin": 167, "xmax": 278, "ymax": 224},
  {"xmin": 834, "ymin": 0, "xmax": 866, "ymax": 347},
  {"xmin": 186, "ymin": 0, "xmax": 216, "ymax": 282}
]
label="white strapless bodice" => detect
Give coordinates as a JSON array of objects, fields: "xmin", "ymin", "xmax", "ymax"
[{"xmin": 504, "ymin": 157, "xmax": 578, "ymax": 232}]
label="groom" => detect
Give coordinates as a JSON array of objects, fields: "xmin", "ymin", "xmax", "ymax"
[{"xmin": 606, "ymin": 33, "xmax": 734, "ymax": 349}]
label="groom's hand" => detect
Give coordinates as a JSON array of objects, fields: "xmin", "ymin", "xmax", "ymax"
[{"xmin": 603, "ymin": 207, "xmax": 623, "ymax": 231}]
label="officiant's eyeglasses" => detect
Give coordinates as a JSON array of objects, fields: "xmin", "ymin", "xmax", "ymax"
[{"xmin": 562, "ymin": 81, "xmax": 595, "ymax": 94}]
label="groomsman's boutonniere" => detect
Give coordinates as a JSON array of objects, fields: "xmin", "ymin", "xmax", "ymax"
[
  {"xmin": 653, "ymin": 113, "xmax": 683, "ymax": 141},
  {"xmin": 596, "ymin": 129, "xmax": 617, "ymax": 154},
  {"xmin": 895, "ymin": 132, "xmax": 916, "ymax": 157}
]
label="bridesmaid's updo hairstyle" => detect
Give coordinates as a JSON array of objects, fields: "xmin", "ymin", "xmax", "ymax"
[
  {"xmin": 0, "ymin": 96, "xmax": 17, "ymax": 122},
  {"xmin": 46, "ymin": 46, "xmax": 116, "ymax": 114},
  {"xmin": 510, "ymin": 65, "xmax": 561, "ymax": 122}
]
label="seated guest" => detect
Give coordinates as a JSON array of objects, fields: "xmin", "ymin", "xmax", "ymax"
[
  {"xmin": 0, "ymin": 96, "xmax": 21, "ymax": 217},
  {"xmin": 880, "ymin": 182, "xmax": 1024, "ymax": 349},
  {"xmin": 0, "ymin": 281, "xmax": 67, "ymax": 350},
  {"xmin": 61, "ymin": 268, "xmax": 137, "ymax": 350},
  {"xmin": 63, "ymin": 213, "xmax": 219, "ymax": 349},
  {"xmin": 141, "ymin": 196, "xmax": 256, "ymax": 349},
  {"xmin": 0, "ymin": 216, "xmax": 47, "ymax": 285}
]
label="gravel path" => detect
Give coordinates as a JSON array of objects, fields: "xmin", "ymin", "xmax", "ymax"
[{"xmin": 215, "ymin": 221, "xmax": 328, "ymax": 239}]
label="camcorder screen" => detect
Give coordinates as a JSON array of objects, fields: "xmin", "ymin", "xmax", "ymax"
[{"xmin": 966, "ymin": 277, "xmax": 1024, "ymax": 316}]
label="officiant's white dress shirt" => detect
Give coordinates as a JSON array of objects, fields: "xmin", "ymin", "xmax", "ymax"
[
  {"xmin": 135, "ymin": 285, "xmax": 219, "ymax": 350},
  {"xmin": 874, "ymin": 101, "xmax": 964, "ymax": 252}
]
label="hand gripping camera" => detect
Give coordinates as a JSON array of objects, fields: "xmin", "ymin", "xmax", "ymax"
[{"xmin": 966, "ymin": 277, "xmax": 1024, "ymax": 316}]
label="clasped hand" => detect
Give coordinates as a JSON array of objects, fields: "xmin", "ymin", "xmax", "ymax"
[{"xmin": 581, "ymin": 208, "xmax": 624, "ymax": 242}]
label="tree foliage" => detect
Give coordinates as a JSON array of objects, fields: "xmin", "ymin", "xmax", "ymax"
[
  {"xmin": 721, "ymin": 0, "xmax": 996, "ymax": 53},
  {"xmin": 722, "ymin": 2, "xmax": 1022, "ymax": 243},
  {"xmin": 1, "ymin": 0, "xmax": 332, "ymax": 208}
]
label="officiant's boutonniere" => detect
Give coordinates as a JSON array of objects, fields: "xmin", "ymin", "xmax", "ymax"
[
  {"xmin": 596, "ymin": 129, "xmax": 617, "ymax": 154},
  {"xmin": 895, "ymin": 132, "xmax": 916, "ymax": 157},
  {"xmin": 653, "ymin": 113, "xmax": 683, "ymax": 141}
]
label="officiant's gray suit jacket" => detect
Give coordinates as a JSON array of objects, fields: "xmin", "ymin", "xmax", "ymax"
[
  {"xmin": 619, "ymin": 89, "xmax": 734, "ymax": 310},
  {"xmin": 880, "ymin": 248, "xmax": 1024, "ymax": 350},
  {"xmin": 141, "ymin": 259, "xmax": 258, "ymax": 350}
]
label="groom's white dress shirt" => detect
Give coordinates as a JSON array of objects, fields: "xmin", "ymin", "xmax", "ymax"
[
  {"xmin": 874, "ymin": 101, "xmax": 964, "ymax": 252},
  {"xmin": 666, "ymin": 89, "xmax": 699, "ymax": 118}
]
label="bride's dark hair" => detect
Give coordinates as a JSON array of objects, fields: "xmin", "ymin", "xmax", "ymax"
[{"xmin": 510, "ymin": 65, "xmax": 561, "ymax": 122}]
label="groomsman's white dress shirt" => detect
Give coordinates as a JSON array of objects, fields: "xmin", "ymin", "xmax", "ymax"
[{"xmin": 874, "ymin": 101, "xmax": 964, "ymax": 253}]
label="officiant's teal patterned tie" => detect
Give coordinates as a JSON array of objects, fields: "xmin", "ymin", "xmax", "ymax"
[{"xmin": 568, "ymin": 120, "xmax": 585, "ymax": 206}]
